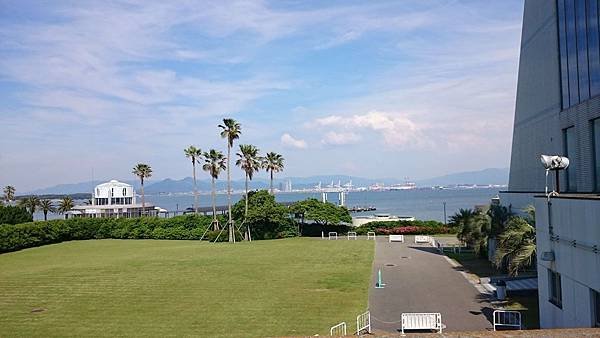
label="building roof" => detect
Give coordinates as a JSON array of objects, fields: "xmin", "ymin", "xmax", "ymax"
[{"xmin": 95, "ymin": 180, "xmax": 132, "ymax": 189}]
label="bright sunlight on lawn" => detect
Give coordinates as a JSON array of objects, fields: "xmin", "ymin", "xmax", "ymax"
[{"xmin": 0, "ymin": 238, "xmax": 374, "ymax": 337}]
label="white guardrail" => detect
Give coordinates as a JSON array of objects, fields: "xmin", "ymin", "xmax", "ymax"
[
  {"xmin": 328, "ymin": 232, "xmax": 338, "ymax": 240},
  {"xmin": 401, "ymin": 313, "xmax": 443, "ymax": 334},
  {"xmin": 347, "ymin": 232, "xmax": 357, "ymax": 240},
  {"xmin": 356, "ymin": 311, "xmax": 371, "ymax": 335},
  {"xmin": 367, "ymin": 232, "xmax": 376, "ymax": 240},
  {"xmin": 329, "ymin": 321, "xmax": 346, "ymax": 336},
  {"xmin": 389, "ymin": 235, "xmax": 404, "ymax": 242},
  {"xmin": 493, "ymin": 310, "xmax": 521, "ymax": 331}
]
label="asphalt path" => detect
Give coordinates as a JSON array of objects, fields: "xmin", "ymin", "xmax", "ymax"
[{"xmin": 368, "ymin": 236, "xmax": 493, "ymax": 333}]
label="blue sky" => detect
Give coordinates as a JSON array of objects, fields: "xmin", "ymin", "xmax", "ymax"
[{"xmin": 0, "ymin": 0, "xmax": 524, "ymax": 191}]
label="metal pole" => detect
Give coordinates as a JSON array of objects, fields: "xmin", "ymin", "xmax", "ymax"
[{"xmin": 443, "ymin": 202, "xmax": 447, "ymax": 225}]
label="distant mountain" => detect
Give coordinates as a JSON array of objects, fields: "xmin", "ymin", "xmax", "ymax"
[
  {"xmin": 24, "ymin": 169, "xmax": 507, "ymax": 195},
  {"xmin": 143, "ymin": 177, "xmax": 271, "ymax": 193},
  {"xmin": 27, "ymin": 180, "xmax": 141, "ymax": 195},
  {"xmin": 415, "ymin": 168, "xmax": 508, "ymax": 187}
]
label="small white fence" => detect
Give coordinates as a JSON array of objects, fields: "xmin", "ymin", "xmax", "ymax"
[
  {"xmin": 328, "ymin": 232, "xmax": 338, "ymax": 240},
  {"xmin": 493, "ymin": 310, "xmax": 521, "ymax": 331},
  {"xmin": 389, "ymin": 235, "xmax": 404, "ymax": 242},
  {"xmin": 329, "ymin": 321, "xmax": 346, "ymax": 336},
  {"xmin": 347, "ymin": 232, "xmax": 357, "ymax": 240},
  {"xmin": 356, "ymin": 311, "xmax": 371, "ymax": 335},
  {"xmin": 401, "ymin": 313, "xmax": 443, "ymax": 334},
  {"xmin": 367, "ymin": 232, "xmax": 376, "ymax": 240},
  {"xmin": 414, "ymin": 235, "xmax": 430, "ymax": 243}
]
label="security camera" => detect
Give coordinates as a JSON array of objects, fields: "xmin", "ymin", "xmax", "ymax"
[{"xmin": 540, "ymin": 155, "xmax": 569, "ymax": 170}]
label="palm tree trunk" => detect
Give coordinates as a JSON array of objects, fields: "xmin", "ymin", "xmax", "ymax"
[
  {"xmin": 270, "ymin": 170, "xmax": 274, "ymax": 194},
  {"xmin": 141, "ymin": 178, "xmax": 145, "ymax": 216},
  {"xmin": 245, "ymin": 173, "xmax": 249, "ymax": 218},
  {"xmin": 244, "ymin": 173, "xmax": 249, "ymax": 241},
  {"xmin": 211, "ymin": 177, "xmax": 218, "ymax": 230},
  {"xmin": 227, "ymin": 143, "xmax": 233, "ymax": 243},
  {"xmin": 44, "ymin": 211, "xmax": 48, "ymax": 221},
  {"xmin": 193, "ymin": 162, "xmax": 198, "ymax": 214}
]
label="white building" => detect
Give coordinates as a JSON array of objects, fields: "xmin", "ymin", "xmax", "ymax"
[
  {"xmin": 500, "ymin": 0, "xmax": 600, "ymax": 329},
  {"xmin": 68, "ymin": 180, "xmax": 163, "ymax": 218}
]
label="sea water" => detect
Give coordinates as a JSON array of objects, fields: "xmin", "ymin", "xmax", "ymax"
[{"xmin": 34, "ymin": 188, "xmax": 500, "ymax": 222}]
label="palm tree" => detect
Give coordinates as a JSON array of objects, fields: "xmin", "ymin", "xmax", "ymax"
[
  {"xmin": 449, "ymin": 208, "xmax": 476, "ymax": 228},
  {"xmin": 263, "ymin": 152, "xmax": 284, "ymax": 194},
  {"xmin": 236, "ymin": 144, "xmax": 262, "ymax": 240},
  {"xmin": 487, "ymin": 204, "xmax": 513, "ymax": 237},
  {"xmin": 494, "ymin": 217, "xmax": 536, "ymax": 276},
  {"xmin": 132, "ymin": 163, "xmax": 152, "ymax": 215},
  {"xmin": 203, "ymin": 149, "xmax": 226, "ymax": 230},
  {"xmin": 57, "ymin": 196, "xmax": 75, "ymax": 219},
  {"xmin": 3, "ymin": 185, "xmax": 16, "ymax": 203},
  {"xmin": 39, "ymin": 199, "xmax": 56, "ymax": 221},
  {"xmin": 18, "ymin": 196, "xmax": 40, "ymax": 216},
  {"xmin": 218, "ymin": 118, "xmax": 241, "ymax": 243},
  {"xmin": 184, "ymin": 145, "xmax": 203, "ymax": 214}
]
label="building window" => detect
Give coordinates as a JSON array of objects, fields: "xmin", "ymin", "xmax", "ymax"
[
  {"xmin": 123, "ymin": 188, "xmax": 127, "ymax": 196},
  {"xmin": 593, "ymin": 119, "xmax": 600, "ymax": 191},
  {"xmin": 557, "ymin": 0, "xmax": 600, "ymax": 109},
  {"xmin": 563, "ymin": 126, "xmax": 577, "ymax": 191},
  {"xmin": 593, "ymin": 289, "xmax": 600, "ymax": 327},
  {"xmin": 549, "ymin": 269, "xmax": 563, "ymax": 308}
]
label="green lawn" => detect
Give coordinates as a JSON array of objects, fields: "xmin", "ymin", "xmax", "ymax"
[{"xmin": 0, "ymin": 238, "xmax": 374, "ymax": 337}]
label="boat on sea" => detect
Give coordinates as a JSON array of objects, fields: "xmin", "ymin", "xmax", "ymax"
[
  {"xmin": 389, "ymin": 182, "xmax": 416, "ymax": 190},
  {"xmin": 348, "ymin": 205, "xmax": 377, "ymax": 213},
  {"xmin": 352, "ymin": 213, "xmax": 415, "ymax": 227}
]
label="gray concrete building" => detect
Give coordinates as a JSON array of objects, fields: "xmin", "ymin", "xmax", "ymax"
[{"xmin": 500, "ymin": 0, "xmax": 600, "ymax": 329}]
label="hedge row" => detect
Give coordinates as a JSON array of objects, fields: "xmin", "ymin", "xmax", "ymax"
[
  {"xmin": 375, "ymin": 226, "xmax": 454, "ymax": 235},
  {"xmin": 0, "ymin": 205, "xmax": 33, "ymax": 225},
  {"xmin": 354, "ymin": 219, "xmax": 452, "ymax": 235},
  {"xmin": 0, "ymin": 215, "xmax": 221, "ymax": 253}
]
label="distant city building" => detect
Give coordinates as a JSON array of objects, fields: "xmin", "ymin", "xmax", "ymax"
[
  {"xmin": 501, "ymin": 0, "xmax": 600, "ymax": 329},
  {"xmin": 67, "ymin": 180, "xmax": 164, "ymax": 218}
]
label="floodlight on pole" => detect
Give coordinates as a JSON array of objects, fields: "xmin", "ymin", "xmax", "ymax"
[{"xmin": 540, "ymin": 155, "xmax": 569, "ymax": 195}]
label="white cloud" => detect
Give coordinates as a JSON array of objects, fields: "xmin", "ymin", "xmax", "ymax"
[
  {"xmin": 321, "ymin": 131, "xmax": 361, "ymax": 145},
  {"xmin": 314, "ymin": 111, "xmax": 420, "ymax": 147},
  {"xmin": 280, "ymin": 133, "xmax": 307, "ymax": 149}
]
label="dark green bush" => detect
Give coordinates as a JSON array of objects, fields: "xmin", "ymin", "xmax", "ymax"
[
  {"xmin": 232, "ymin": 190, "xmax": 298, "ymax": 240},
  {"xmin": 0, "ymin": 205, "xmax": 33, "ymax": 225},
  {"xmin": 355, "ymin": 219, "xmax": 455, "ymax": 235},
  {"xmin": 300, "ymin": 223, "xmax": 351, "ymax": 237},
  {"xmin": 0, "ymin": 214, "xmax": 214, "ymax": 253}
]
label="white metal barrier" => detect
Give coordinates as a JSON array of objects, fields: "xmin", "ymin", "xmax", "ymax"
[
  {"xmin": 389, "ymin": 235, "xmax": 404, "ymax": 242},
  {"xmin": 367, "ymin": 232, "xmax": 376, "ymax": 240},
  {"xmin": 347, "ymin": 232, "xmax": 357, "ymax": 240},
  {"xmin": 414, "ymin": 235, "xmax": 430, "ymax": 243},
  {"xmin": 328, "ymin": 232, "xmax": 338, "ymax": 240},
  {"xmin": 493, "ymin": 310, "xmax": 521, "ymax": 331},
  {"xmin": 356, "ymin": 311, "xmax": 371, "ymax": 335},
  {"xmin": 401, "ymin": 313, "xmax": 442, "ymax": 334},
  {"xmin": 329, "ymin": 321, "xmax": 346, "ymax": 336}
]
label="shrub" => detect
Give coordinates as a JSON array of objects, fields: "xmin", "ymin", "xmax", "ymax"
[
  {"xmin": 375, "ymin": 226, "xmax": 453, "ymax": 235},
  {"xmin": 0, "ymin": 214, "xmax": 213, "ymax": 253},
  {"xmin": 354, "ymin": 219, "xmax": 455, "ymax": 235},
  {"xmin": 0, "ymin": 205, "xmax": 33, "ymax": 225}
]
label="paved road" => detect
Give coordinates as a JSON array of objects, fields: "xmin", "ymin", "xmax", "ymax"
[{"xmin": 368, "ymin": 236, "xmax": 493, "ymax": 333}]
